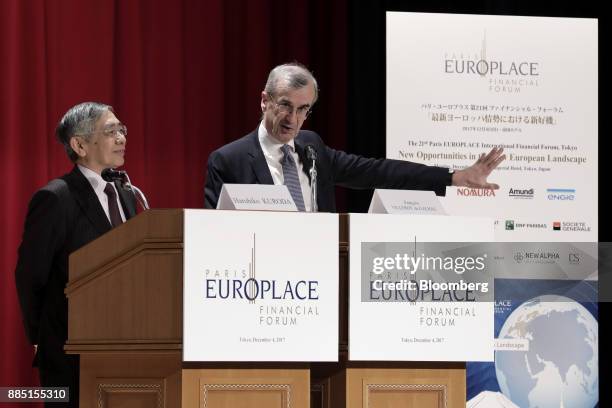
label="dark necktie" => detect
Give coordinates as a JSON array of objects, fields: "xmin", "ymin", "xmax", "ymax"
[
  {"xmin": 104, "ymin": 183, "xmax": 123, "ymax": 227},
  {"xmin": 280, "ymin": 144, "xmax": 306, "ymax": 212}
]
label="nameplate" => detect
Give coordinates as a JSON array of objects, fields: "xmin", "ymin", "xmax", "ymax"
[
  {"xmin": 368, "ymin": 189, "xmax": 446, "ymax": 215},
  {"xmin": 217, "ymin": 184, "xmax": 298, "ymax": 211}
]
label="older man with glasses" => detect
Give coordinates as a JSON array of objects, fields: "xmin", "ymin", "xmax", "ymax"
[
  {"xmin": 205, "ymin": 62, "xmax": 505, "ymax": 212},
  {"xmin": 15, "ymin": 102, "xmax": 138, "ymax": 407}
]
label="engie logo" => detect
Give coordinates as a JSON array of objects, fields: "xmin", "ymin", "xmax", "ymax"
[{"xmin": 547, "ymin": 188, "xmax": 575, "ymax": 201}]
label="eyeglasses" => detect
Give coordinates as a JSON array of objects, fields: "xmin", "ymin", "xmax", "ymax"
[
  {"xmin": 270, "ymin": 98, "xmax": 312, "ymax": 119},
  {"xmin": 98, "ymin": 124, "xmax": 128, "ymax": 138},
  {"xmin": 78, "ymin": 124, "xmax": 127, "ymax": 138}
]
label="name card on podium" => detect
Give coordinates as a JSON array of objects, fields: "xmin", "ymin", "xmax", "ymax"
[
  {"xmin": 368, "ymin": 189, "xmax": 446, "ymax": 215},
  {"xmin": 217, "ymin": 184, "xmax": 298, "ymax": 211}
]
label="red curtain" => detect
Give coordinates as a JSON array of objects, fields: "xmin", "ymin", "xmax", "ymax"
[{"xmin": 0, "ymin": 0, "xmax": 346, "ymax": 401}]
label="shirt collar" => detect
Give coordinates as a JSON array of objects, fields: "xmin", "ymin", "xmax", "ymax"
[
  {"xmin": 258, "ymin": 121, "xmax": 296, "ymax": 160},
  {"xmin": 77, "ymin": 164, "xmax": 110, "ymax": 196}
]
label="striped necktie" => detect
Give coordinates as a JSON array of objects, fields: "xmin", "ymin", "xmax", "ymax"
[{"xmin": 280, "ymin": 144, "xmax": 306, "ymax": 211}]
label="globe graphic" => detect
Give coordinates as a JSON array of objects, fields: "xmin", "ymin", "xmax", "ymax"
[{"xmin": 494, "ymin": 295, "xmax": 598, "ymax": 408}]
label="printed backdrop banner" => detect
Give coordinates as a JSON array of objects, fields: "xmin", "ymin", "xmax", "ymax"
[
  {"xmin": 387, "ymin": 12, "xmax": 598, "ymax": 407},
  {"xmin": 183, "ymin": 210, "xmax": 339, "ymax": 362},
  {"xmin": 386, "ymin": 12, "xmax": 597, "ymax": 242},
  {"xmin": 467, "ymin": 279, "xmax": 598, "ymax": 408}
]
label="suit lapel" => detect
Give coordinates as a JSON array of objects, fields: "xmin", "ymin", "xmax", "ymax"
[
  {"xmin": 293, "ymin": 138, "xmax": 312, "ymax": 182},
  {"xmin": 64, "ymin": 166, "xmax": 112, "ymax": 235},
  {"xmin": 247, "ymin": 130, "xmax": 274, "ymax": 184}
]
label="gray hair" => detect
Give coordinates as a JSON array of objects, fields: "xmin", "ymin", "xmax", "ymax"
[
  {"xmin": 264, "ymin": 63, "xmax": 319, "ymax": 104},
  {"xmin": 55, "ymin": 102, "xmax": 113, "ymax": 162}
]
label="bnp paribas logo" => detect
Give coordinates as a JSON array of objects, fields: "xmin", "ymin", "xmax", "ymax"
[{"xmin": 443, "ymin": 30, "xmax": 540, "ymax": 94}]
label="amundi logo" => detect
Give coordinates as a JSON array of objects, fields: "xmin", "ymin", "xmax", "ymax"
[{"xmin": 509, "ymin": 187, "xmax": 534, "ymax": 199}]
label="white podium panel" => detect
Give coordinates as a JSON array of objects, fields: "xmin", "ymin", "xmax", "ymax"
[
  {"xmin": 183, "ymin": 210, "xmax": 338, "ymax": 362},
  {"xmin": 349, "ymin": 213, "xmax": 494, "ymax": 362}
]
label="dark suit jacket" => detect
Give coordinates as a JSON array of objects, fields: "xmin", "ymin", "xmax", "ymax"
[
  {"xmin": 15, "ymin": 166, "xmax": 137, "ymax": 370},
  {"xmin": 205, "ymin": 128, "xmax": 452, "ymax": 212}
]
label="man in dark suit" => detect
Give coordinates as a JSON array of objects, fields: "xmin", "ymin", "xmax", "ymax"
[
  {"xmin": 15, "ymin": 102, "xmax": 137, "ymax": 407},
  {"xmin": 205, "ymin": 63, "xmax": 505, "ymax": 211}
]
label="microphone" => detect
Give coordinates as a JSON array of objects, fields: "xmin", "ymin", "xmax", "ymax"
[
  {"xmin": 305, "ymin": 144, "xmax": 317, "ymax": 161},
  {"xmin": 102, "ymin": 168, "xmax": 150, "ymax": 210},
  {"xmin": 304, "ymin": 145, "xmax": 318, "ymax": 212},
  {"xmin": 101, "ymin": 168, "xmax": 127, "ymax": 183}
]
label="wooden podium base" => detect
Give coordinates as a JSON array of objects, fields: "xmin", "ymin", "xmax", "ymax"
[
  {"xmin": 330, "ymin": 364, "xmax": 466, "ymax": 408},
  {"xmin": 76, "ymin": 351, "xmax": 309, "ymax": 408},
  {"xmin": 76, "ymin": 351, "xmax": 464, "ymax": 408},
  {"xmin": 78, "ymin": 351, "xmax": 181, "ymax": 408},
  {"xmin": 182, "ymin": 367, "xmax": 309, "ymax": 408}
]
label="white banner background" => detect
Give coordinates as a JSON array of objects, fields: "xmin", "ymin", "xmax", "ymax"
[
  {"xmin": 386, "ymin": 12, "xmax": 597, "ymax": 242},
  {"xmin": 387, "ymin": 13, "xmax": 598, "ymax": 407}
]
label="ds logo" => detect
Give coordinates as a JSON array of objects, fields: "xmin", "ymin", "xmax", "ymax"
[{"xmin": 569, "ymin": 253, "xmax": 580, "ymax": 264}]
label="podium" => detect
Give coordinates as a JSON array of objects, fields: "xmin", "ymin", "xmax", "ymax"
[{"xmin": 66, "ymin": 209, "xmax": 468, "ymax": 408}]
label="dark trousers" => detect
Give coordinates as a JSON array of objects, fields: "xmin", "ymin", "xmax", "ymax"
[{"xmin": 38, "ymin": 353, "xmax": 79, "ymax": 408}]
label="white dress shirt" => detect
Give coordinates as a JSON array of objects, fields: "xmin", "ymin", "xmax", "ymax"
[
  {"xmin": 258, "ymin": 122, "xmax": 313, "ymax": 211},
  {"xmin": 78, "ymin": 165, "xmax": 126, "ymax": 223}
]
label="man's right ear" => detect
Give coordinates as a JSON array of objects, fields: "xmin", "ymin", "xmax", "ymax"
[
  {"xmin": 261, "ymin": 91, "xmax": 269, "ymax": 113},
  {"xmin": 69, "ymin": 136, "xmax": 86, "ymax": 158}
]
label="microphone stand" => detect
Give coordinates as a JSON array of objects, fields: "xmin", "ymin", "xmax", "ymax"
[
  {"xmin": 306, "ymin": 147, "xmax": 318, "ymax": 213},
  {"xmin": 122, "ymin": 172, "xmax": 150, "ymax": 210}
]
